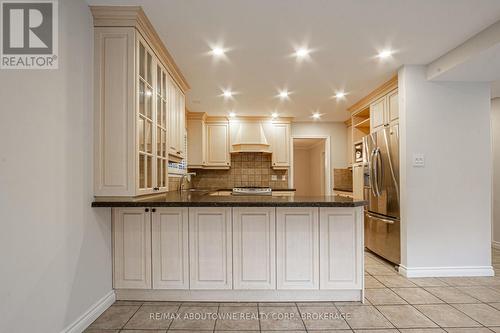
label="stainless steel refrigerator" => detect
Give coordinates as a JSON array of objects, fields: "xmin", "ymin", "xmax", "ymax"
[{"xmin": 363, "ymin": 124, "xmax": 400, "ymax": 264}]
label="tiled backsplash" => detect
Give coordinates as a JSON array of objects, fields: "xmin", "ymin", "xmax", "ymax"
[
  {"xmin": 189, "ymin": 153, "xmax": 288, "ymax": 189},
  {"xmin": 333, "ymin": 168, "xmax": 353, "ymax": 191}
]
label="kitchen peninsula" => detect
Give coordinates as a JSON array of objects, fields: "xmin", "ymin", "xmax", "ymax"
[{"xmin": 93, "ymin": 192, "xmax": 366, "ymax": 302}]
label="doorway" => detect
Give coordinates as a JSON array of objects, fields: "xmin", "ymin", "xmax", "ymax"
[{"xmin": 291, "ymin": 137, "xmax": 330, "ymax": 196}]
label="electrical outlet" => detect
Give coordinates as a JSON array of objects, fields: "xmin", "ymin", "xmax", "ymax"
[
  {"xmin": 281, "ymin": 175, "xmax": 287, "ymax": 181},
  {"xmin": 271, "ymin": 175, "xmax": 277, "ymax": 181},
  {"xmin": 413, "ymin": 153, "xmax": 425, "ymax": 167}
]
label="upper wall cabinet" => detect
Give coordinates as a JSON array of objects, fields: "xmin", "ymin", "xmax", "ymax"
[
  {"xmin": 271, "ymin": 121, "xmax": 291, "ymax": 169},
  {"xmin": 187, "ymin": 113, "xmax": 230, "ymax": 169},
  {"xmin": 370, "ymin": 89, "xmax": 398, "ymax": 133},
  {"xmin": 92, "ymin": 6, "xmax": 189, "ymax": 197}
]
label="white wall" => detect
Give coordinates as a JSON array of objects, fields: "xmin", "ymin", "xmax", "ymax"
[
  {"xmin": 0, "ymin": 1, "xmax": 112, "ymax": 332},
  {"xmin": 291, "ymin": 122, "xmax": 347, "ymax": 189},
  {"xmin": 492, "ymin": 98, "xmax": 500, "ymax": 247},
  {"xmin": 399, "ymin": 65, "xmax": 492, "ymax": 276}
]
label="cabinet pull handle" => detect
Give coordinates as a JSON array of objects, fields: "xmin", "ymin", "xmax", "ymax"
[
  {"xmin": 145, "ymin": 208, "xmax": 149, "ymax": 212},
  {"xmin": 153, "ymin": 187, "xmax": 159, "ymax": 191}
]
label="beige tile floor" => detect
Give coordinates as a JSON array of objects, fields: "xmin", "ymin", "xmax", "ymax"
[{"xmin": 85, "ymin": 248, "xmax": 500, "ymax": 333}]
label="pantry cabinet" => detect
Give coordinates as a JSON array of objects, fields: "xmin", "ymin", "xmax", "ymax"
[
  {"xmin": 92, "ymin": 7, "xmax": 189, "ymax": 197},
  {"xmin": 152, "ymin": 208, "xmax": 189, "ymax": 289},
  {"xmin": 276, "ymin": 207, "xmax": 319, "ymax": 289},
  {"xmin": 189, "ymin": 207, "xmax": 233, "ymax": 289},
  {"xmin": 271, "ymin": 122, "xmax": 291, "ymax": 169},
  {"xmin": 113, "ymin": 208, "xmax": 152, "ymax": 289},
  {"xmin": 233, "ymin": 207, "xmax": 276, "ymax": 289}
]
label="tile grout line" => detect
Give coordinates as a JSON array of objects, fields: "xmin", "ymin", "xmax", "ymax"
[{"xmin": 119, "ymin": 302, "xmax": 144, "ymax": 330}]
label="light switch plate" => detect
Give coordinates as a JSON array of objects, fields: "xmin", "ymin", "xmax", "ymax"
[
  {"xmin": 271, "ymin": 175, "xmax": 277, "ymax": 181},
  {"xmin": 413, "ymin": 153, "xmax": 425, "ymax": 167}
]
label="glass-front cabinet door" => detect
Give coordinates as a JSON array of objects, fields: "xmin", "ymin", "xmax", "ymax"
[
  {"xmin": 137, "ymin": 38, "xmax": 155, "ymax": 194},
  {"xmin": 155, "ymin": 63, "xmax": 168, "ymax": 191}
]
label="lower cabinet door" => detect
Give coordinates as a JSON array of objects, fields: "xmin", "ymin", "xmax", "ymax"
[
  {"xmin": 276, "ymin": 207, "xmax": 319, "ymax": 289},
  {"xmin": 233, "ymin": 207, "xmax": 276, "ymax": 289},
  {"xmin": 319, "ymin": 207, "xmax": 363, "ymax": 289},
  {"xmin": 189, "ymin": 207, "xmax": 232, "ymax": 289},
  {"xmin": 113, "ymin": 208, "xmax": 152, "ymax": 289},
  {"xmin": 152, "ymin": 208, "xmax": 189, "ymax": 289}
]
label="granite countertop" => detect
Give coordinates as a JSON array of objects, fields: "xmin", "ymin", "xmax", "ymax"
[{"xmin": 92, "ymin": 190, "xmax": 367, "ymax": 208}]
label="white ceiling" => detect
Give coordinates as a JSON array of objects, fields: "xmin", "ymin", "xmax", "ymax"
[{"xmin": 86, "ymin": 0, "xmax": 500, "ymax": 121}]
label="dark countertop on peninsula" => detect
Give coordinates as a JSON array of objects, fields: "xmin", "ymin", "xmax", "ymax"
[{"xmin": 92, "ymin": 190, "xmax": 367, "ymax": 208}]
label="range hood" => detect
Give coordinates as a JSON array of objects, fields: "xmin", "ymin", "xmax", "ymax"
[{"xmin": 231, "ymin": 121, "xmax": 271, "ymax": 153}]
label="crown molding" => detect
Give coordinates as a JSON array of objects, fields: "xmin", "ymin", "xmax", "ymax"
[
  {"xmin": 90, "ymin": 6, "xmax": 190, "ymax": 93},
  {"xmin": 347, "ymin": 74, "xmax": 398, "ymax": 114}
]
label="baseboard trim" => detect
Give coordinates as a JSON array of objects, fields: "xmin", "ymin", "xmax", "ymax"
[
  {"xmin": 399, "ymin": 265, "xmax": 494, "ymax": 278},
  {"xmin": 493, "ymin": 241, "xmax": 500, "ymax": 250},
  {"xmin": 115, "ymin": 289, "xmax": 362, "ymax": 302},
  {"xmin": 61, "ymin": 290, "xmax": 115, "ymax": 333}
]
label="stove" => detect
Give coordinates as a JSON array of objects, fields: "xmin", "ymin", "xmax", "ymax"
[{"xmin": 232, "ymin": 187, "xmax": 272, "ymax": 196}]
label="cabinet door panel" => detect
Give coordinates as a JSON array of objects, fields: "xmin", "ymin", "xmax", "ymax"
[
  {"xmin": 320, "ymin": 207, "xmax": 363, "ymax": 289},
  {"xmin": 370, "ymin": 97, "xmax": 386, "ymax": 132},
  {"xmin": 152, "ymin": 208, "xmax": 189, "ymax": 289},
  {"xmin": 276, "ymin": 207, "xmax": 319, "ymax": 289},
  {"xmin": 388, "ymin": 90, "xmax": 399, "ymax": 123},
  {"xmin": 233, "ymin": 208, "xmax": 276, "ymax": 289},
  {"xmin": 206, "ymin": 122, "xmax": 230, "ymax": 166},
  {"xmin": 94, "ymin": 28, "xmax": 136, "ymax": 196},
  {"xmin": 113, "ymin": 208, "xmax": 151, "ymax": 289},
  {"xmin": 189, "ymin": 208, "xmax": 232, "ymax": 289},
  {"xmin": 272, "ymin": 123, "xmax": 290, "ymax": 168}
]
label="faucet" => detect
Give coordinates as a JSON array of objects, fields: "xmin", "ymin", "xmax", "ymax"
[{"xmin": 179, "ymin": 172, "xmax": 196, "ymax": 192}]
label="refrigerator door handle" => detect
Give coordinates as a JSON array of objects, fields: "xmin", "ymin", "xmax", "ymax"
[
  {"xmin": 367, "ymin": 212, "xmax": 396, "ymax": 224},
  {"xmin": 369, "ymin": 148, "xmax": 378, "ymax": 196},
  {"xmin": 373, "ymin": 147, "xmax": 382, "ymax": 197}
]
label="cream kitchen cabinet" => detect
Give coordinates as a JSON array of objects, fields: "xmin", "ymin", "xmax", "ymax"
[
  {"xmin": 189, "ymin": 207, "xmax": 233, "ymax": 289},
  {"xmin": 233, "ymin": 207, "xmax": 276, "ymax": 290},
  {"xmin": 187, "ymin": 113, "xmax": 206, "ymax": 168},
  {"xmin": 205, "ymin": 120, "xmax": 230, "ymax": 167},
  {"xmin": 276, "ymin": 207, "xmax": 319, "ymax": 289},
  {"xmin": 370, "ymin": 89, "xmax": 398, "ymax": 133},
  {"xmin": 388, "ymin": 90, "xmax": 399, "ymax": 123},
  {"xmin": 113, "ymin": 208, "xmax": 152, "ymax": 289},
  {"xmin": 187, "ymin": 113, "xmax": 230, "ymax": 169},
  {"xmin": 370, "ymin": 96, "xmax": 386, "ymax": 132},
  {"xmin": 352, "ymin": 164, "xmax": 364, "ymax": 200},
  {"xmin": 92, "ymin": 7, "xmax": 189, "ymax": 197},
  {"xmin": 319, "ymin": 207, "xmax": 364, "ymax": 290},
  {"xmin": 168, "ymin": 78, "xmax": 186, "ymax": 162},
  {"xmin": 271, "ymin": 122, "xmax": 291, "ymax": 169},
  {"xmin": 152, "ymin": 208, "xmax": 189, "ymax": 289}
]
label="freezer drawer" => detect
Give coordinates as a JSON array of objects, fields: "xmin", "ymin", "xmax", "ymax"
[{"xmin": 364, "ymin": 212, "xmax": 400, "ymax": 265}]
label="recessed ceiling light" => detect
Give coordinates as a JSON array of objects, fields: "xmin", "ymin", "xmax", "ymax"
[
  {"xmin": 335, "ymin": 91, "xmax": 346, "ymax": 99},
  {"xmin": 295, "ymin": 48, "xmax": 310, "ymax": 58},
  {"xmin": 278, "ymin": 90, "xmax": 289, "ymax": 99},
  {"xmin": 271, "ymin": 112, "xmax": 279, "ymax": 119},
  {"xmin": 229, "ymin": 111, "xmax": 236, "ymax": 118},
  {"xmin": 312, "ymin": 112, "xmax": 321, "ymax": 119},
  {"xmin": 223, "ymin": 90, "xmax": 233, "ymax": 98},
  {"xmin": 377, "ymin": 49, "xmax": 393, "ymax": 59},
  {"xmin": 212, "ymin": 47, "xmax": 225, "ymax": 56}
]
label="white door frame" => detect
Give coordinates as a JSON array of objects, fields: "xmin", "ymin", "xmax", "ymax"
[{"xmin": 290, "ymin": 135, "xmax": 331, "ymax": 196}]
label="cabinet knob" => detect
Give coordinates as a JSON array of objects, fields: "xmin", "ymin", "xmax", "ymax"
[
  {"xmin": 152, "ymin": 208, "xmax": 156, "ymax": 213},
  {"xmin": 145, "ymin": 208, "xmax": 149, "ymax": 212},
  {"xmin": 153, "ymin": 187, "xmax": 159, "ymax": 191}
]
